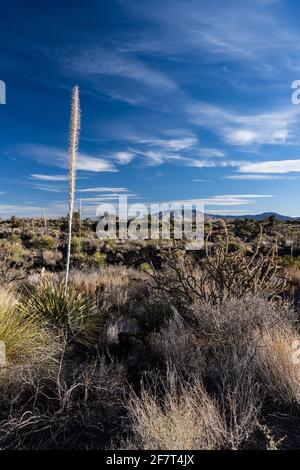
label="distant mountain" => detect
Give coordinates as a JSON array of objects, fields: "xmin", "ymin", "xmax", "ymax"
[
  {"xmin": 206, "ymin": 212, "xmax": 299, "ymax": 222},
  {"xmin": 98, "ymin": 210, "xmax": 298, "ymax": 223}
]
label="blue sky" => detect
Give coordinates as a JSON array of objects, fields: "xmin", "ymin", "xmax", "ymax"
[{"xmin": 1, "ymin": 0, "xmax": 300, "ymax": 217}]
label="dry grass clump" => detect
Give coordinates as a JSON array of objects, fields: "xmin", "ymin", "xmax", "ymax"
[
  {"xmin": 0, "ymin": 288, "xmax": 53, "ymax": 364},
  {"xmin": 285, "ymin": 266, "xmax": 300, "ymax": 287},
  {"xmin": 42, "ymin": 250, "xmax": 63, "ymax": 269},
  {"xmin": 125, "ymin": 378, "xmax": 225, "ymax": 450},
  {"xmin": 66, "ymin": 266, "xmax": 144, "ymax": 306},
  {"xmin": 120, "ymin": 370, "xmax": 261, "ymax": 450},
  {"xmin": 256, "ymin": 326, "xmax": 300, "ymax": 405}
]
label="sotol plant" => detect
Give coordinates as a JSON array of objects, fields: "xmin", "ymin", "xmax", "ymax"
[{"xmin": 65, "ymin": 85, "xmax": 81, "ymax": 289}]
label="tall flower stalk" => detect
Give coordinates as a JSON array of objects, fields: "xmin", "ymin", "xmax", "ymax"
[{"xmin": 65, "ymin": 85, "xmax": 80, "ymax": 289}]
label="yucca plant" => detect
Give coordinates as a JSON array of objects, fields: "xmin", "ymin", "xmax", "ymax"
[
  {"xmin": 22, "ymin": 278, "xmax": 106, "ymax": 347},
  {"xmin": 0, "ymin": 288, "xmax": 51, "ymax": 363},
  {"xmin": 65, "ymin": 85, "xmax": 81, "ymax": 289}
]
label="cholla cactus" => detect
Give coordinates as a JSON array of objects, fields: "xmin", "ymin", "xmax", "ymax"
[
  {"xmin": 149, "ymin": 221, "xmax": 287, "ymax": 308},
  {"xmin": 65, "ymin": 86, "xmax": 81, "ymax": 289}
]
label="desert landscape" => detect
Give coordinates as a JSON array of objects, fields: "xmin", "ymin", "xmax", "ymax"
[
  {"xmin": 2, "ymin": 0, "xmax": 300, "ymax": 456},
  {"xmin": 1, "ymin": 212, "xmax": 300, "ymax": 449}
]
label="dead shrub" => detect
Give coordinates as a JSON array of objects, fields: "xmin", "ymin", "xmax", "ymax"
[{"xmin": 0, "ymin": 352, "xmax": 127, "ymax": 449}]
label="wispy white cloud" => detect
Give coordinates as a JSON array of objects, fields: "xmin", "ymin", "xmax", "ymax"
[
  {"xmin": 62, "ymin": 47, "xmax": 176, "ymax": 91},
  {"xmin": 187, "ymin": 159, "xmax": 248, "ymax": 168},
  {"xmin": 30, "ymin": 174, "xmax": 68, "ymax": 181},
  {"xmin": 135, "ymin": 149, "xmax": 183, "ymax": 165},
  {"xmin": 79, "ymin": 194, "xmax": 138, "ymax": 202},
  {"xmin": 212, "ymin": 194, "xmax": 273, "ymax": 199},
  {"xmin": 77, "ymin": 153, "xmax": 117, "ymax": 172},
  {"xmin": 187, "ymin": 102, "xmax": 298, "ymax": 146},
  {"xmin": 149, "ymin": 194, "xmax": 272, "ymax": 208},
  {"xmin": 202, "ymin": 194, "xmax": 273, "ymax": 206},
  {"xmin": 198, "ymin": 148, "xmax": 225, "ymax": 158},
  {"xmin": 114, "ymin": 151, "xmax": 136, "ymax": 164},
  {"xmin": 127, "ymin": 132, "xmax": 233, "ymax": 167},
  {"xmin": 17, "ymin": 145, "xmax": 117, "ymax": 173},
  {"xmin": 137, "ymin": 136, "xmax": 198, "ymax": 151},
  {"xmin": 0, "ymin": 205, "xmax": 44, "ymax": 217},
  {"xmin": 121, "ymin": 0, "xmax": 299, "ymax": 79},
  {"xmin": 32, "ymin": 184, "xmax": 64, "ymax": 193},
  {"xmin": 77, "ymin": 187, "xmax": 129, "ymax": 193},
  {"xmin": 225, "ymin": 174, "xmax": 299, "ymax": 180},
  {"xmin": 238, "ymin": 159, "xmax": 300, "ymax": 174}
]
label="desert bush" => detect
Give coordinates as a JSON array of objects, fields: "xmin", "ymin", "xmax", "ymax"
[
  {"xmin": 67, "ymin": 266, "xmax": 137, "ymax": 298},
  {"xmin": 31, "ymin": 235, "xmax": 57, "ymax": 250},
  {"xmin": 71, "ymin": 236, "xmax": 83, "ymax": 254},
  {"xmin": 0, "ymin": 246, "xmax": 27, "ymax": 285},
  {"xmin": 42, "ymin": 250, "xmax": 63, "ymax": 269},
  {"xmin": 139, "ymin": 262, "xmax": 153, "ymax": 274},
  {"xmin": 151, "ymin": 313, "xmax": 205, "ymax": 377},
  {"xmin": 188, "ymin": 295, "xmax": 293, "ymax": 349},
  {"xmin": 69, "ymin": 266, "xmax": 147, "ymax": 313},
  {"xmin": 188, "ymin": 296, "xmax": 296, "ymax": 401},
  {"xmin": 91, "ymin": 251, "xmax": 106, "ymax": 268},
  {"xmin": 151, "ymin": 295, "xmax": 295, "ymax": 403},
  {"xmin": 134, "ymin": 296, "xmax": 173, "ymax": 334},
  {"xmin": 0, "ymin": 238, "xmax": 24, "ymax": 263}
]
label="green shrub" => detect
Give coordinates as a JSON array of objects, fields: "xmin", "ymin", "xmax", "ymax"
[
  {"xmin": 92, "ymin": 252, "xmax": 106, "ymax": 268},
  {"xmin": 71, "ymin": 236, "xmax": 83, "ymax": 254},
  {"xmin": 139, "ymin": 262, "xmax": 153, "ymax": 274},
  {"xmin": 31, "ymin": 235, "xmax": 57, "ymax": 250},
  {"xmin": 0, "ymin": 239, "xmax": 24, "ymax": 262}
]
